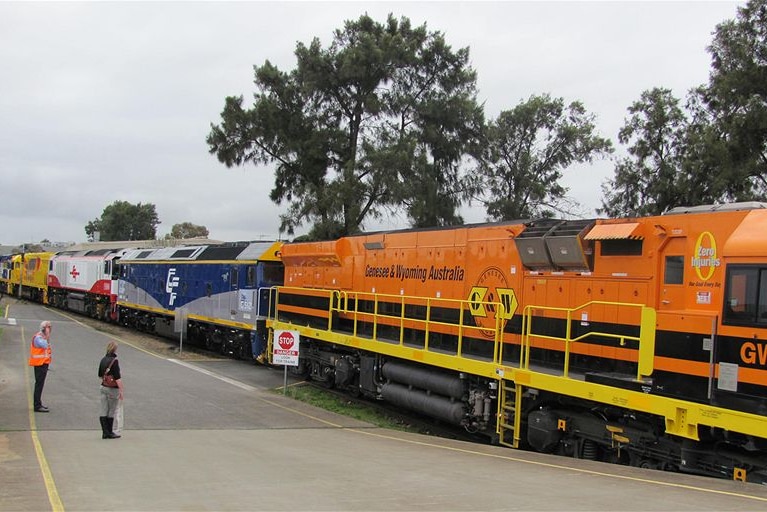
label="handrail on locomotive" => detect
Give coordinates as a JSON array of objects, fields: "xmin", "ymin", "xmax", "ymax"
[
  {"xmin": 519, "ymin": 301, "xmax": 656, "ymax": 380},
  {"xmin": 268, "ymin": 285, "xmax": 656, "ymax": 385},
  {"xmin": 268, "ymin": 285, "xmax": 506, "ymax": 362}
]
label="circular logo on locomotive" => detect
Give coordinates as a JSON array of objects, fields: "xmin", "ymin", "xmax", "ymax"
[
  {"xmin": 692, "ymin": 231, "xmax": 721, "ymax": 281},
  {"xmin": 468, "ymin": 266, "xmax": 517, "ymax": 339}
]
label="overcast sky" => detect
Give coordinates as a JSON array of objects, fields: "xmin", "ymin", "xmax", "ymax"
[{"xmin": 0, "ymin": 1, "xmax": 742, "ymax": 245}]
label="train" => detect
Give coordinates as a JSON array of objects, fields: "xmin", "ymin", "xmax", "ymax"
[
  {"xmin": 1, "ymin": 251, "xmax": 53, "ymax": 303},
  {"xmin": 117, "ymin": 241, "xmax": 283, "ymax": 358},
  {"xmin": 2, "ymin": 202, "xmax": 766, "ymax": 483},
  {"xmin": 0, "ymin": 241, "xmax": 284, "ymax": 359}
]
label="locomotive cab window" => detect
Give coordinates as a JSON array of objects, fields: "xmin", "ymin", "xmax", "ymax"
[
  {"xmin": 664, "ymin": 256, "xmax": 684, "ymax": 285},
  {"xmin": 261, "ymin": 262, "xmax": 284, "ymax": 286},
  {"xmin": 723, "ymin": 266, "xmax": 767, "ymax": 325}
]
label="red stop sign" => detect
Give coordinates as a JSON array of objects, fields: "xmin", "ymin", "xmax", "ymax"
[{"xmin": 278, "ymin": 331, "xmax": 295, "ymax": 350}]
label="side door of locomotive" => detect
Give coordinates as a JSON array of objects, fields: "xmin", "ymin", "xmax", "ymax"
[
  {"xmin": 228, "ymin": 264, "xmax": 239, "ymax": 319},
  {"xmin": 657, "ymin": 236, "xmax": 687, "ymax": 311}
]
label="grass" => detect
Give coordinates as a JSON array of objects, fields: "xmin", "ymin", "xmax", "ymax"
[{"xmin": 277, "ymin": 382, "xmax": 427, "ymax": 433}]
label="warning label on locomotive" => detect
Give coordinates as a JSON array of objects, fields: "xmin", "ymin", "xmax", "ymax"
[{"xmin": 365, "ymin": 264, "xmax": 465, "ymax": 282}]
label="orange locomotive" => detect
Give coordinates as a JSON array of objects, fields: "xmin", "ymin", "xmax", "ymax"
[{"xmin": 269, "ymin": 202, "xmax": 767, "ymax": 482}]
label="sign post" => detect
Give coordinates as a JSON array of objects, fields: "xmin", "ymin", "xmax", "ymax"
[
  {"xmin": 174, "ymin": 307, "xmax": 188, "ymax": 353},
  {"xmin": 272, "ymin": 329, "xmax": 300, "ymax": 394}
]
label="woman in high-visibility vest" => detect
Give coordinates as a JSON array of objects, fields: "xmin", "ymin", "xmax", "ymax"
[{"xmin": 28, "ymin": 320, "xmax": 52, "ymax": 412}]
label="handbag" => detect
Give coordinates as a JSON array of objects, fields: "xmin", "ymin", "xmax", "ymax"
[{"xmin": 102, "ymin": 358, "xmax": 118, "ymax": 388}]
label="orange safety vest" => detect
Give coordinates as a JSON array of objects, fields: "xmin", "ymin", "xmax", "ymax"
[{"xmin": 28, "ymin": 332, "xmax": 51, "ymax": 366}]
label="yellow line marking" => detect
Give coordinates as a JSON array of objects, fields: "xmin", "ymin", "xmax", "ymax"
[{"xmin": 23, "ymin": 326, "xmax": 65, "ymax": 512}]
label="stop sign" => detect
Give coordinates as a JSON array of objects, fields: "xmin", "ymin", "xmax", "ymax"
[
  {"xmin": 278, "ymin": 331, "xmax": 295, "ymax": 350},
  {"xmin": 273, "ymin": 329, "xmax": 300, "ymax": 367}
]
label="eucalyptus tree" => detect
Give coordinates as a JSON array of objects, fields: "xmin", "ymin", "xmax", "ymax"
[
  {"xmin": 207, "ymin": 14, "xmax": 483, "ymax": 238},
  {"xmin": 695, "ymin": 0, "xmax": 767, "ymax": 201},
  {"xmin": 167, "ymin": 222, "xmax": 209, "ymax": 239},
  {"xmin": 600, "ymin": 88, "xmax": 688, "ymax": 217},
  {"xmin": 602, "ymin": 1, "xmax": 767, "ymax": 216},
  {"xmin": 473, "ymin": 94, "xmax": 612, "ymax": 221},
  {"xmin": 85, "ymin": 201, "xmax": 160, "ymax": 241}
]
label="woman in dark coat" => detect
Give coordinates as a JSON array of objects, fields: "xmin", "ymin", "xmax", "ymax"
[{"xmin": 97, "ymin": 341, "xmax": 123, "ymax": 439}]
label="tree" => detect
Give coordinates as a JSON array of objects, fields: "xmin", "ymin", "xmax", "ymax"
[
  {"xmin": 675, "ymin": 89, "xmax": 736, "ymax": 205},
  {"xmin": 472, "ymin": 94, "xmax": 612, "ymax": 221},
  {"xmin": 166, "ymin": 222, "xmax": 210, "ymax": 239},
  {"xmin": 695, "ymin": 0, "xmax": 767, "ymax": 201},
  {"xmin": 84, "ymin": 219, "xmax": 102, "ymax": 240},
  {"xmin": 207, "ymin": 14, "xmax": 483, "ymax": 238},
  {"xmin": 601, "ymin": 1, "xmax": 767, "ymax": 216},
  {"xmin": 85, "ymin": 201, "xmax": 160, "ymax": 241},
  {"xmin": 600, "ymin": 88, "xmax": 689, "ymax": 217},
  {"xmin": 374, "ymin": 30, "xmax": 484, "ymax": 227}
]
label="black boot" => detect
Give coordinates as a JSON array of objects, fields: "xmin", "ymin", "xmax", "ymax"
[
  {"xmin": 100, "ymin": 416, "xmax": 110, "ymax": 439},
  {"xmin": 106, "ymin": 417, "xmax": 121, "ymax": 439}
]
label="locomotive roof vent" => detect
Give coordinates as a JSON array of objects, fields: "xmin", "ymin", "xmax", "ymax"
[
  {"xmin": 544, "ymin": 219, "xmax": 595, "ymax": 272},
  {"xmin": 664, "ymin": 201, "xmax": 767, "ymax": 215},
  {"xmin": 514, "ymin": 219, "xmax": 560, "ymax": 270},
  {"xmin": 514, "ymin": 219, "xmax": 595, "ymax": 272}
]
